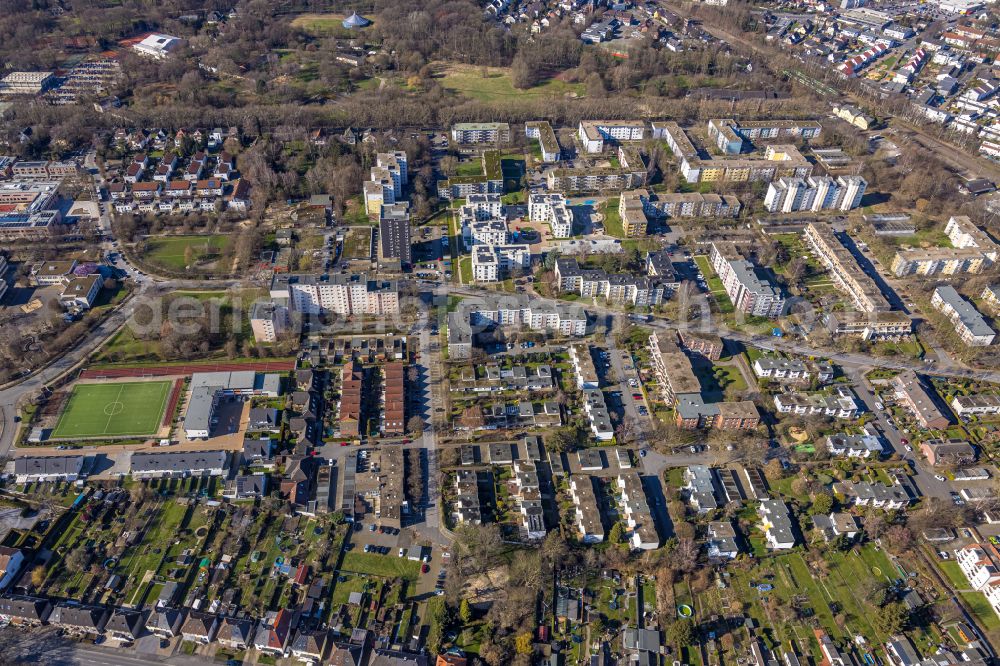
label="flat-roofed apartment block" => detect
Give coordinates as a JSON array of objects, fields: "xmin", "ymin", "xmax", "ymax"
[
  {"xmin": 438, "ymin": 150, "xmax": 504, "ymax": 200},
  {"xmin": 648, "ymin": 330, "xmax": 701, "ymax": 406},
  {"xmin": 446, "ymin": 297, "xmax": 587, "ymax": 359},
  {"xmin": 463, "ymin": 192, "xmax": 503, "ymax": 220},
  {"xmin": 546, "ymin": 164, "xmax": 647, "ymax": 193},
  {"xmin": 666, "ymin": 121, "xmax": 813, "ymax": 182},
  {"xmin": 577, "ymin": 120, "xmax": 647, "ymax": 153},
  {"xmin": 648, "ymin": 331, "xmax": 758, "ymax": 428},
  {"xmin": 617, "ymin": 472, "xmax": 659, "ymax": 550},
  {"xmin": 471, "ymin": 244, "xmax": 530, "ymax": 283},
  {"xmin": 707, "ymin": 118, "xmax": 822, "ymax": 154},
  {"xmin": 764, "ymin": 175, "xmax": 866, "ymax": 213},
  {"xmin": 709, "ymin": 242, "xmax": 786, "ymax": 318},
  {"xmin": 272, "ymin": 273, "xmax": 398, "ymax": 317},
  {"xmin": 706, "ymin": 520, "xmax": 740, "ymax": 559},
  {"xmin": 678, "ymin": 330, "xmax": 724, "ymax": 360},
  {"xmin": 892, "ymin": 370, "xmax": 950, "ymax": 429},
  {"xmin": 675, "ymin": 394, "xmax": 761, "ymax": 430},
  {"xmin": 363, "ymin": 179, "xmax": 393, "ymax": 217},
  {"xmin": 451, "ymin": 122, "xmax": 511, "ymax": 144},
  {"xmin": 646, "ymin": 191, "xmax": 742, "ymax": 219},
  {"xmin": 376, "ymin": 151, "xmax": 408, "ymax": 197},
  {"xmin": 569, "ymin": 475, "xmax": 605, "ymax": 543},
  {"xmin": 554, "ymin": 257, "xmax": 666, "ymax": 306},
  {"xmin": 249, "ymin": 301, "xmax": 289, "ymax": 343},
  {"xmin": 932, "ymin": 285, "xmax": 996, "ymax": 346},
  {"xmin": 619, "ymin": 189, "xmax": 649, "ymax": 237},
  {"xmin": 378, "ymin": 204, "xmax": 412, "ymax": 266},
  {"xmin": 825, "ymin": 309, "xmax": 911, "ymax": 340},
  {"xmin": 983, "ymin": 285, "xmax": 1000, "ymax": 313},
  {"xmin": 525, "ymin": 121, "xmax": 560, "ymax": 161},
  {"xmin": 528, "ymin": 192, "xmax": 573, "ymax": 238},
  {"xmin": 805, "ymin": 222, "xmax": 892, "ymax": 313},
  {"xmin": 892, "ymin": 216, "xmax": 1000, "ymax": 277}
]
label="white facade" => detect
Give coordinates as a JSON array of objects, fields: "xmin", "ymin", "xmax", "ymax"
[{"xmin": 528, "ymin": 192, "xmax": 573, "ymax": 238}]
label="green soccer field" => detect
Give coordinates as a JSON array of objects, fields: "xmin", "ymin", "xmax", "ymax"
[{"xmin": 51, "ymin": 381, "xmax": 172, "ymax": 439}]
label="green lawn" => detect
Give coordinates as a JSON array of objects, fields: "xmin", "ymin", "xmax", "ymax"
[
  {"xmin": 960, "ymin": 591, "xmax": 1000, "ymax": 631},
  {"xmin": 938, "ymin": 560, "xmax": 969, "ymax": 589},
  {"xmin": 330, "ymin": 575, "xmax": 372, "ymax": 607},
  {"xmin": 340, "ymin": 552, "xmax": 421, "ymax": 581},
  {"xmin": 51, "ymin": 380, "xmax": 171, "ymax": 438},
  {"xmin": 458, "ymin": 256, "xmax": 473, "ymax": 284},
  {"xmin": 600, "ymin": 198, "xmax": 625, "ymax": 238},
  {"xmin": 143, "ymin": 235, "xmax": 228, "ymax": 272},
  {"xmin": 455, "ymin": 161, "xmax": 485, "ymax": 177},
  {"xmin": 437, "ymin": 64, "xmax": 585, "ymax": 102}
]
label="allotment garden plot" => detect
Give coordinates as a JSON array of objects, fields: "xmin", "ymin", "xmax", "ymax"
[{"xmin": 51, "ymin": 380, "xmax": 171, "ymax": 439}]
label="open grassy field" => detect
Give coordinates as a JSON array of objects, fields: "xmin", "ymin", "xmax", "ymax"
[
  {"xmin": 341, "ymin": 552, "xmax": 421, "ymax": 581},
  {"xmin": 52, "ymin": 380, "xmax": 171, "ymax": 438},
  {"xmin": 143, "ymin": 235, "xmax": 228, "ymax": 272},
  {"xmin": 436, "ymin": 63, "xmax": 585, "ymax": 102},
  {"xmin": 290, "ymin": 13, "xmax": 372, "ymax": 37}
]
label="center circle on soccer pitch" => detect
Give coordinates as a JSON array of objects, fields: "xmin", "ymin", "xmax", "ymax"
[{"xmin": 104, "ymin": 401, "xmax": 125, "ymax": 416}]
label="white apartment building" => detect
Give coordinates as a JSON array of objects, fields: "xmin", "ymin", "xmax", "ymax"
[
  {"xmin": 451, "ymin": 122, "xmax": 511, "ymax": 144},
  {"xmin": 577, "ymin": 120, "xmax": 647, "ymax": 153},
  {"xmin": 465, "ymin": 219, "xmax": 510, "ymax": 247},
  {"xmin": 956, "ymin": 545, "xmax": 1000, "ymax": 590},
  {"xmin": 363, "ymin": 180, "xmax": 394, "ymax": 217},
  {"xmin": 554, "ymin": 257, "xmax": 666, "ymax": 307},
  {"xmin": 249, "ymin": 302, "xmax": 290, "ymax": 343},
  {"xmin": 709, "ymin": 242, "xmax": 785, "ymax": 318},
  {"xmin": 932, "ymin": 285, "xmax": 996, "ymax": 346},
  {"xmin": 471, "ymin": 244, "xmax": 530, "ymax": 283},
  {"xmin": 528, "ymin": 192, "xmax": 573, "ymax": 238},
  {"xmin": 376, "ymin": 151, "xmax": 408, "ymax": 198},
  {"xmin": 272, "ymin": 274, "xmax": 399, "ymax": 317},
  {"xmin": 462, "ymin": 193, "xmax": 503, "ymax": 220}
]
